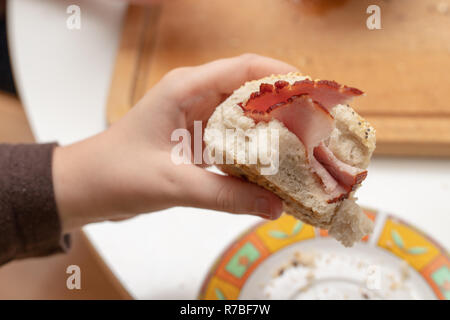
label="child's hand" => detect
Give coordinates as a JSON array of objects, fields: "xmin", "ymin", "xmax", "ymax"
[{"xmin": 53, "ymin": 54, "xmax": 298, "ymax": 231}]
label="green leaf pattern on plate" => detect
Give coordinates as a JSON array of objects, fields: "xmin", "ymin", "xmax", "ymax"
[
  {"xmin": 291, "ymin": 221, "xmax": 303, "ymax": 235},
  {"xmin": 215, "ymin": 288, "xmax": 226, "ymax": 300},
  {"xmin": 268, "ymin": 230, "xmax": 289, "ymax": 239},
  {"xmin": 269, "ymin": 221, "xmax": 303, "ymax": 239},
  {"xmin": 391, "ymin": 229, "xmax": 404, "ymax": 249},
  {"xmin": 407, "ymin": 246, "xmax": 428, "ymax": 255},
  {"xmin": 391, "ymin": 229, "xmax": 428, "ymax": 255}
]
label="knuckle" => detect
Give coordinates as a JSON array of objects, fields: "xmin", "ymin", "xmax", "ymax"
[
  {"xmin": 216, "ymin": 184, "xmax": 236, "ymax": 213},
  {"xmin": 240, "ymin": 53, "xmax": 260, "ymax": 62},
  {"xmin": 239, "ymin": 53, "xmax": 264, "ymax": 79},
  {"xmin": 162, "ymin": 67, "xmax": 194, "ymax": 90},
  {"xmin": 164, "ymin": 67, "xmax": 190, "ymax": 80},
  {"xmin": 160, "ymin": 67, "xmax": 194, "ymax": 104}
]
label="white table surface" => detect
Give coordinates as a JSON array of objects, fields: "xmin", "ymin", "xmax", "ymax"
[{"xmin": 8, "ymin": 0, "xmax": 450, "ymax": 299}]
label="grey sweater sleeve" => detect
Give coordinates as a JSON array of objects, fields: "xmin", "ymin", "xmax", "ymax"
[{"xmin": 0, "ymin": 143, "xmax": 70, "ymax": 266}]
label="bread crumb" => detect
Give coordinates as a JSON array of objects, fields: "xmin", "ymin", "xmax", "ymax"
[
  {"xmin": 401, "ymin": 262, "xmax": 410, "ymax": 281},
  {"xmin": 294, "ymin": 251, "xmax": 316, "ymax": 268}
]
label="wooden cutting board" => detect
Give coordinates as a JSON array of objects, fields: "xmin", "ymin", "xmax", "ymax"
[{"xmin": 107, "ymin": 0, "xmax": 450, "ymax": 157}]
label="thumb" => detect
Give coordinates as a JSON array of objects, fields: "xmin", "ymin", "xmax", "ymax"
[{"xmin": 179, "ymin": 167, "xmax": 283, "ymax": 219}]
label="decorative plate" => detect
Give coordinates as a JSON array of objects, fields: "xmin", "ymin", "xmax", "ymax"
[{"xmin": 198, "ymin": 209, "xmax": 449, "ymax": 300}]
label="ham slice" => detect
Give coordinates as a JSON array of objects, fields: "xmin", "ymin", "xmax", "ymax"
[
  {"xmin": 239, "ymin": 80, "xmax": 366, "ymax": 202},
  {"xmin": 314, "ymin": 142, "xmax": 367, "ymax": 191},
  {"xmin": 268, "ymin": 95, "xmax": 335, "ymax": 152},
  {"xmin": 244, "ymin": 79, "xmax": 363, "ymax": 112}
]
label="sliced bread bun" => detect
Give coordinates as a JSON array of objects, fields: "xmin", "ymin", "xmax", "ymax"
[{"xmin": 204, "ymin": 72, "xmax": 376, "ymax": 246}]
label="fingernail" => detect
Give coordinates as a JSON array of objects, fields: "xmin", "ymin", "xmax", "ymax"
[
  {"xmin": 254, "ymin": 198, "xmax": 272, "ymax": 218},
  {"xmin": 272, "ymin": 201, "xmax": 283, "ymax": 220}
]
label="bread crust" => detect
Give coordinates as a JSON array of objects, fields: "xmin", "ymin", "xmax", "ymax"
[{"xmin": 219, "ymin": 163, "xmax": 333, "ymax": 228}]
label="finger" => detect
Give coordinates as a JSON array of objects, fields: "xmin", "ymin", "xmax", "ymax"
[
  {"xmin": 162, "ymin": 54, "xmax": 298, "ymax": 102},
  {"xmin": 177, "ymin": 166, "xmax": 283, "ymax": 219},
  {"xmin": 196, "ymin": 54, "xmax": 299, "ymax": 95},
  {"xmin": 163, "ymin": 54, "xmax": 299, "ymax": 124}
]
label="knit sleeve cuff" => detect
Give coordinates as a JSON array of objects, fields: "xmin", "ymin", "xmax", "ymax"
[{"xmin": 0, "ymin": 143, "xmax": 70, "ymax": 265}]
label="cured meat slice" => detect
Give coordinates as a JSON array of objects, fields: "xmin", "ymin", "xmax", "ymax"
[
  {"xmin": 242, "ymin": 79, "xmax": 363, "ymax": 113},
  {"xmin": 239, "ymin": 80, "xmax": 367, "ymax": 202}
]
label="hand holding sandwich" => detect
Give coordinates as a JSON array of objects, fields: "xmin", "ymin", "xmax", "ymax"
[{"xmin": 54, "ymin": 54, "xmax": 298, "ymax": 232}]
